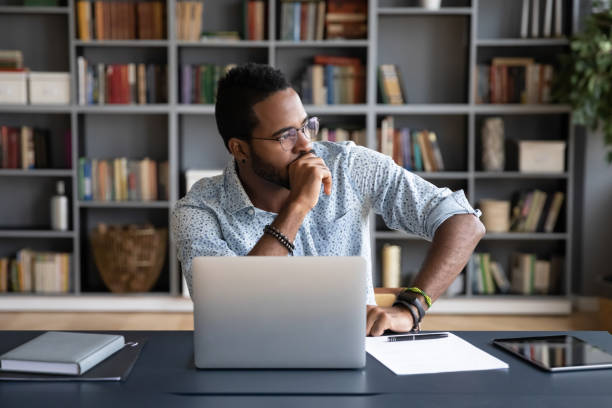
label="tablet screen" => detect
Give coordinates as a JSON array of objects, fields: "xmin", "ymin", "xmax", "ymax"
[{"xmin": 493, "ymin": 335, "xmax": 612, "ymax": 372}]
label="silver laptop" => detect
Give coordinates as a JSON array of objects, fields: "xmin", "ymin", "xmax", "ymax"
[{"xmin": 192, "ymin": 256, "xmax": 367, "ymax": 369}]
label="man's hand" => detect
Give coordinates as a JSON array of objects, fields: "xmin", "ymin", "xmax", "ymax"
[
  {"xmin": 366, "ymin": 305, "xmax": 415, "ymax": 337},
  {"xmin": 286, "ymin": 152, "xmax": 332, "ymax": 211}
]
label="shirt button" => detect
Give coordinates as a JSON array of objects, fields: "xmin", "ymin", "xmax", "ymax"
[{"xmin": 248, "ymin": 209, "xmax": 254, "ymax": 215}]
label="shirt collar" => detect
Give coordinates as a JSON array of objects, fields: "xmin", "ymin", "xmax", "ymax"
[{"xmin": 222, "ymin": 158, "xmax": 255, "ymax": 214}]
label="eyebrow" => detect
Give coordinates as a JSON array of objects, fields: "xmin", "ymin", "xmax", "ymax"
[{"xmin": 271, "ymin": 116, "xmax": 308, "ymax": 138}]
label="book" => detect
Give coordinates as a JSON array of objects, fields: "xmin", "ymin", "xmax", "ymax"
[
  {"xmin": 378, "ymin": 64, "xmax": 404, "ymax": 105},
  {"xmin": 534, "ymin": 260, "xmax": 551, "ymax": 294},
  {"xmin": 554, "ymin": 0, "xmax": 562, "ymax": 37},
  {"xmin": 520, "ymin": 0, "xmax": 530, "ymax": 38},
  {"xmin": 543, "ymin": 0, "xmax": 553, "ymax": 37},
  {"xmin": 0, "ymin": 335, "xmax": 145, "ymax": 382},
  {"xmin": 544, "ymin": 191, "xmax": 564, "ymax": 233},
  {"xmin": 0, "ymin": 332, "xmax": 124, "ymax": 376},
  {"xmin": 531, "ymin": 0, "xmax": 540, "ymax": 38},
  {"xmin": 490, "ymin": 261, "xmax": 511, "ymax": 293}
]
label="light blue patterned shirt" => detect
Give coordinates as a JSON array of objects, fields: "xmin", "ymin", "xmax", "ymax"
[{"xmin": 172, "ymin": 141, "xmax": 481, "ymax": 305}]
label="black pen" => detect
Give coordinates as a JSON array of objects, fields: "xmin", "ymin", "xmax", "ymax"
[{"xmin": 387, "ymin": 332, "xmax": 449, "ymax": 342}]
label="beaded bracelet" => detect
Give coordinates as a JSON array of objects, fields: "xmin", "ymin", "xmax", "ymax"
[
  {"xmin": 404, "ymin": 287, "xmax": 432, "ymax": 308},
  {"xmin": 264, "ymin": 224, "xmax": 295, "ymax": 254}
]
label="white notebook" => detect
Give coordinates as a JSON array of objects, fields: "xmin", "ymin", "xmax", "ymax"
[
  {"xmin": 0, "ymin": 332, "xmax": 125, "ymax": 375},
  {"xmin": 366, "ymin": 332, "xmax": 508, "ymax": 375}
]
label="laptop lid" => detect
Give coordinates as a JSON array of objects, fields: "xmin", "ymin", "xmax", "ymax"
[{"xmin": 192, "ymin": 256, "xmax": 367, "ymax": 369}]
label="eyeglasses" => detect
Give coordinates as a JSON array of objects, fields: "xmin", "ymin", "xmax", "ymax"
[{"xmin": 251, "ymin": 116, "xmax": 319, "ymax": 151}]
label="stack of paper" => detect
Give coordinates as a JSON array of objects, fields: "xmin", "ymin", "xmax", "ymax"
[{"xmin": 366, "ymin": 332, "xmax": 508, "ymax": 375}]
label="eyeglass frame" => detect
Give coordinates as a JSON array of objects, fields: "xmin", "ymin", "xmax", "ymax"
[{"xmin": 250, "ymin": 116, "xmax": 319, "ymax": 151}]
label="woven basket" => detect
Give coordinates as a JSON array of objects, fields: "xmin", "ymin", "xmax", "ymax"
[{"xmin": 90, "ymin": 224, "xmax": 167, "ymax": 293}]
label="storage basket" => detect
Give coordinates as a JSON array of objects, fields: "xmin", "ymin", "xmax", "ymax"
[{"xmin": 90, "ymin": 224, "xmax": 167, "ymax": 293}]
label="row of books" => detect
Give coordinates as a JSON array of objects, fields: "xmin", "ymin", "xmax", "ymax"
[
  {"xmin": 281, "ymin": 0, "xmax": 367, "ymax": 41},
  {"xmin": 77, "ymin": 58, "xmax": 168, "ymax": 105},
  {"xmin": 520, "ymin": 0, "xmax": 564, "ymax": 38},
  {"xmin": 471, "ymin": 252, "xmax": 562, "ymax": 295},
  {"xmin": 511, "ymin": 253, "xmax": 563, "ymax": 295},
  {"xmin": 299, "ymin": 55, "xmax": 365, "ymax": 105},
  {"xmin": 378, "ymin": 117, "xmax": 445, "ymax": 172},
  {"xmin": 0, "ymin": 251, "xmax": 72, "ymax": 293},
  {"xmin": 475, "ymin": 59, "xmax": 554, "ymax": 104},
  {"xmin": 177, "ymin": 1, "xmax": 266, "ymax": 42},
  {"xmin": 378, "ymin": 64, "xmax": 405, "ymax": 105},
  {"xmin": 510, "ymin": 190, "xmax": 564, "ymax": 233},
  {"xmin": 280, "ymin": 0, "xmax": 326, "ymax": 41},
  {"xmin": 76, "ymin": 0, "xmax": 166, "ymax": 40},
  {"xmin": 0, "ymin": 126, "xmax": 55, "ymax": 170},
  {"xmin": 314, "ymin": 126, "xmax": 365, "ymax": 146},
  {"xmin": 180, "ymin": 64, "xmax": 234, "ymax": 104},
  {"xmin": 78, "ymin": 157, "xmax": 169, "ymax": 202}
]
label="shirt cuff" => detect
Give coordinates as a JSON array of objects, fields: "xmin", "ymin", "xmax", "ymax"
[{"xmin": 425, "ymin": 190, "xmax": 482, "ymax": 240}]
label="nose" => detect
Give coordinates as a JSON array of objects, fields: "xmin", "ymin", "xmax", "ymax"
[{"xmin": 293, "ymin": 128, "xmax": 312, "ymax": 153}]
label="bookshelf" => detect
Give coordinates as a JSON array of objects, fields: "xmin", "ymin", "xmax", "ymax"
[{"xmin": 0, "ymin": 0, "xmax": 578, "ymax": 313}]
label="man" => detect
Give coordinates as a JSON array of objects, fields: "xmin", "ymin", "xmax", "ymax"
[{"xmin": 172, "ymin": 63, "xmax": 485, "ymax": 336}]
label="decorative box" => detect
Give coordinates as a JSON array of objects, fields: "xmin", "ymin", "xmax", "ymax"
[
  {"xmin": 29, "ymin": 72, "xmax": 70, "ymax": 105},
  {"xmin": 519, "ymin": 141, "xmax": 566, "ymax": 173},
  {"xmin": 0, "ymin": 71, "xmax": 28, "ymax": 105}
]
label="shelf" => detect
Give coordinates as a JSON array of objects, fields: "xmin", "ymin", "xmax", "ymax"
[
  {"xmin": 177, "ymin": 104, "xmax": 215, "ymax": 114},
  {"xmin": 275, "ymin": 40, "xmax": 369, "ymax": 47},
  {"xmin": 0, "ymin": 104, "xmax": 72, "ymax": 113},
  {"xmin": 78, "ymin": 201, "xmax": 170, "ymax": 208},
  {"xmin": 73, "ymin": 40, "xmax": 169, "ymax": 47},
  {"xmin": 0, "ymin": 230, "xmax": 75, "ymax": 239},
  {"xmin": 376, "ymin": 104, "xmax": 471, "ymax": 114},
  {"xmin": 413, "ymin": 171, "xmax": 469, "ymax": 179},
  {"xmin": 304, "ymin": 104, "xmax": 369, "ymax": 115},
  {"xmin": 476, "ymin": 38, "xmax": 570, "ymax": 47},
  {"xmin": 378, "ymin": 7, "xmax": 472, "ymax": 15},
  {"xmin": 375, "ymin": 231, "xmax": 568, "ymax": 241},
  {"xmin": 481, "ymin": 233, "xmax": 568, "ymax": 240},
  {"xmin": 375, "ymin": 231, "xmax": 423, "ymax": 240},
  {"xmin": 475, "ymin": 171, "xmax": 569, "ymax": 179},
  {"xmin": 0, "ymin": 294, "xmax": 571, "ymax": 314},
  {"xmin": 0, "ymin": 295, "xmax": 193, "ymax": 312},
  {"xmin": 473, "ymin": 104, "xmax": 572, "ymax": 114},
  {"xmin": 76, "ymin": 104, "xmax": 170, "ymax": 114},
  {"xmin": 0, "ymin": 6, "xmax": 69, "ymax": 14},
  {"xmin": 430, "ymin": 296, "xmax": 571, "ymax": 314},
  {"xmin": 0, "ymin": 169, "xmax": 73, "ymax": 177},
  {"xmin": 177, "ymin": 40, "xmax": 269, "ymax": 47}
]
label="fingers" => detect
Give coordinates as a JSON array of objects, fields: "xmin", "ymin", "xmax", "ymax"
[
  {"xmin": 322, "ymin": 168, "xmax": 332, "ymax": 195},
  {"xmin": 370, "ymin": 312, "xmax": 391, "ymax": 337},
  {"xmin": 366, "ymin": 306, "xmax": 392, "ymax": 337}
]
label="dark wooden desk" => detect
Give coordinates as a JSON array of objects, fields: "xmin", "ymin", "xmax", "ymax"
[{"xmin": 1, "ymin": 330, "xmax": 611, "ymax": 407}]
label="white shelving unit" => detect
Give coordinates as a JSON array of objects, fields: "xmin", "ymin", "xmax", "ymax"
[{"xmin": 0, "ymin": 0, "xmax": 578, "ymax": 313}]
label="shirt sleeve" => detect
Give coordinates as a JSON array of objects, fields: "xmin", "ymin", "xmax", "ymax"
[
  {"xmin": 171, "ymin": 201, "xmax": 236, "ymax": 298},
  {"xmin": 344, "ymin": 143, "xmax": 481, "ymax": 241}
]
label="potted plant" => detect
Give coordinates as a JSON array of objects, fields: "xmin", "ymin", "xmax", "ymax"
[{"xmin": 554, "ymin": 2, "xmax": 612, "ymax": 163}]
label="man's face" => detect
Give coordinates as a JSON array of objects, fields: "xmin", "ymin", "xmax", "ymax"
[{"xmin": 248, "ymin": 88, "xmax": 312, "ymax": 189}]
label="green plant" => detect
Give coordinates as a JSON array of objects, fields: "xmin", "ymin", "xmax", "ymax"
[{"xmin": 554, "ymin": 3, "xmax": 612, "ymax": 163}]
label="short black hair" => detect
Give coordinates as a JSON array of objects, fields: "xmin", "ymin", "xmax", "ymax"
[{"xmin": 215, "ymin": 63, "xmax": 291, "ymax": 151}]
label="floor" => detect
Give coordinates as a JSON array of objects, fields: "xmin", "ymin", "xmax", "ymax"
[{"xmin": 0, "ymin": 311, "xmax": 606, "ymax": 332}]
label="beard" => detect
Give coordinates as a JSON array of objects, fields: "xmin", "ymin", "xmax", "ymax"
[{"xmin": 250, "ymin": 149, "xmax": 291, "ymax": 190}]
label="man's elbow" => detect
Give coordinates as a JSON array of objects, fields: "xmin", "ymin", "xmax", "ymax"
[{"xmin": 471, "ymin": 215, "xmax": 486, "ymax": 241}]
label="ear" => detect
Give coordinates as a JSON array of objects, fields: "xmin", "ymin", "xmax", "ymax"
[{"xmin": 228, "ymin": 138, "xmax": 250, "ymax": 163}]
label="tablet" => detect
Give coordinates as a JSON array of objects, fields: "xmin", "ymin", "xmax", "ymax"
[{"xmin": 493, "ymin": 335, "xmax": 612, "ymax": 372}]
